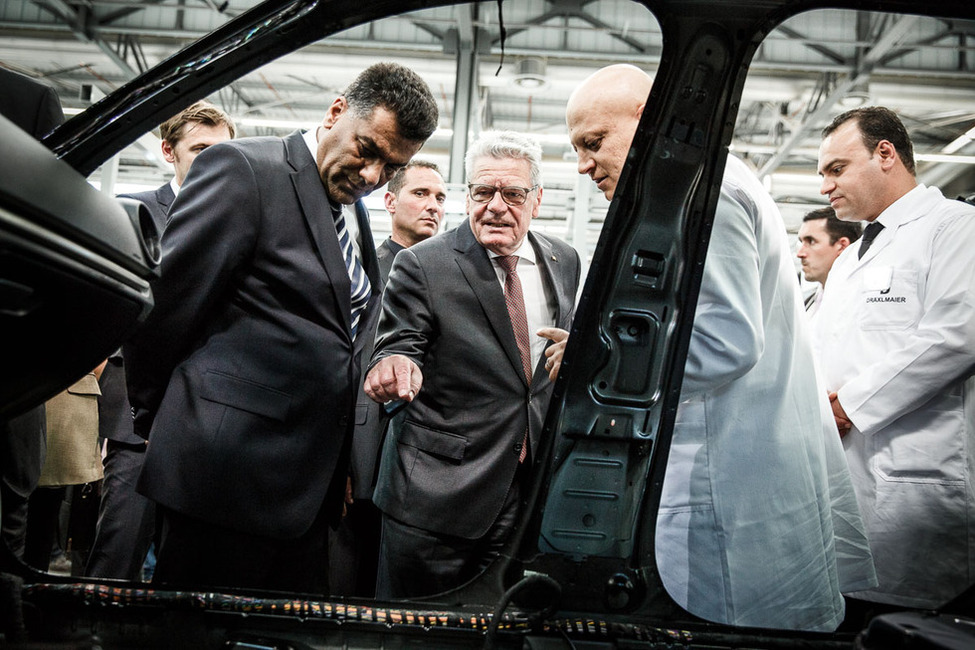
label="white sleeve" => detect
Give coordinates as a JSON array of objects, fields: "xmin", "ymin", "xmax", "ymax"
[{"xmin": 680, "ymin": 186, "xmax": 764, "ymax": 398}]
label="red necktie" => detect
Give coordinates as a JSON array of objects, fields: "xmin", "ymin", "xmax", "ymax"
[{"xmin": 497, "ymin": 255, "xmax": 531, "ymax": 463}]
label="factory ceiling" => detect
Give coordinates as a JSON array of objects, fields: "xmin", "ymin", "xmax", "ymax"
[{"xmin": 2, "ymin": 0, "xmax": 974, "ymax": 240}]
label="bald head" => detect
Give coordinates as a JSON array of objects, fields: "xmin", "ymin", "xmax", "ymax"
[
  {"xmin": 567, "ymin": 64, "xmax": 653, "ymax": 200},
  {"xmin": 567, "ymin": 64, "xmax": 652, "ymax": 122}
]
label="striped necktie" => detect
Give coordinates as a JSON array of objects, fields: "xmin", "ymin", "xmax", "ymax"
[{"xmin": 333, "ymin": 206, "xmax": 371, "ymax": 341}]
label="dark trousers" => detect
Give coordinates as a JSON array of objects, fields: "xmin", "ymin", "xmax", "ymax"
[
  {"xmin": 1, "ymin": 406, "xmax": 46, "ymax": 560},
  {"xmin": 85, "ymin": 440, "xmax": 155, "ymax": 580},
  {"xmin": 328, "ymin": 498, "xmax": 381, "ymax": 597},
  {"xmin": 376, "ymin": 475, "xmax": 523, "ymax": 600},
  {"xmin": 23, "ymin": 486, "xmax": 66, "ymax": 571},
  {"xmin": 153, "ymin": 505, "xmax": 330, "ymax": 594}
]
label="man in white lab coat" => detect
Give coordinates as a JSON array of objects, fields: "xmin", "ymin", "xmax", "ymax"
[
  {"xmin": 566, "ymin": 64, "xmax": 875, "ymax": 632},
  {"xmin": 814, "ymin": 106, "xmax": 975, "ymax": 608}
]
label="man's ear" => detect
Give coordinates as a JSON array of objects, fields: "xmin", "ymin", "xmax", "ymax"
[
  {"xmin": 877, "ymin": 139, "xmax": 898, "ymax": 171},
  {"xmin": 835, "ymin": 236, "xmax": 851, "ymax": 252},
  {"xmin": 161, "ymin": 139, "xmax": 176, "ymax": 164},
  {"xmin": 322, "ymin": 97, "xmax": 348, "ymax": 129},
  {"xmin": 531, "ymin": 186, "xmax": 544, "ymax": 219},
  {"xmin": 635, "ymin": 102, "xmax": 646, "ymax": 121},
  {"xmin": 384, "ymin": 191, "xmax": 396, "ymax": 214}
]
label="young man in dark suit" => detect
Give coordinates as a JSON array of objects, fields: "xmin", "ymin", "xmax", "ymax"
[
  {"xmin": 125, "ymin": 62, "xmax": 438, "ymax": 593},
  {"xmin": 118, "ymin": 100, "xmax": 236, "ymax": 233},
  {"xmin": 365, "ymin": 131, "xmax": 581, "ymax": 599}
]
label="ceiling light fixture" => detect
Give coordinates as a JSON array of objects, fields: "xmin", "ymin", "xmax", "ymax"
[
  {"xmin": 513, "ymin": 57, "xmax": 548, "ymax": 90},
  {"xmin": 836, "ymin": 80, "xmax": 870, "ymax": 109}
]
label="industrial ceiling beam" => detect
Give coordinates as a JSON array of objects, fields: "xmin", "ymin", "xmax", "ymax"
[
  {"xmin": 492, "ymin": 0, "xmax": 650, "ymax": 54},
  {"xmin": 31, "ymin": 0, "xmax": 138, "ymax": 78},
  {"xmin": 448, "ymin": 4, "xmax": 477, "ymax": 184},
  {"xmin": 775, "ymin": 24, "xmax": 845, "ymax": 65},
  {"xmin": 758, "ymin": 14, "xmax": 920, "ymax": 179}
]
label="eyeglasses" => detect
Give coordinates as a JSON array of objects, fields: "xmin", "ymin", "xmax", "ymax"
[{"xmin": 467, "ymin": 184, "xmax": 538, "ymax": 206}]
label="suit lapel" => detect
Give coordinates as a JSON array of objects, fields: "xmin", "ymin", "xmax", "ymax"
[
  {"xmin": 354, "ymin": 199, "xmax": 380, "ymax": 292},
  {"xmin": 528, "ymin": 232, "xmax": 574, "ymax": 387},
  {"xmin": 285, "ymin": 130, "xmax": 352, "ymax": 340},
  {"xmin": 530, "ymin": 231, "xmax": 572, "ymax": 328},
  {"xmin": 353, "ymin": 199, "xmax": 381, "ymax": 356},
  {"xmin": 453, "ymin": 220, "xmax": 528, "ymax": 386},
  {"xmin": 376, "ymin": 238, "xmax": 405, "ymax": 286},
  {"xmin": 156, "ymin": 182, "xmax": 175, "ymax": 215}
]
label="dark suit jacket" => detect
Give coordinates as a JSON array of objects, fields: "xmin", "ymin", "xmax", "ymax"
[
  {"xmin": 119, "ymin": 182, "xmax": 175, "ymax": 236},
  {"xmin": 97, "ymin": 351, "xmax": 143, "ymax": 446},
  {"xmin": 349, "ymin": 237, "xmax": 403, "ymax": 500},
  {"xmin": 126, "ymin": 130, "xmax": 380, "ymax": 539},
  {"xmin": 0, "ymin": 68, "xmax": 63, "ymax": 140},
  {"xmin": 371, "ymin": 220, "xmax": 580, "ymax": 540},
  {"xmin": 104, "ymin": 183, "xmax": 176, "ymax": 446}
]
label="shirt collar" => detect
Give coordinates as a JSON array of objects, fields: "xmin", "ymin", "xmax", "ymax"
[
  {"xmin": 302, "ymin": 127, "xmax": 341, "ymax": 214},
  {"xmin": 874, "ymin": 183, "xmax": 928, "ymax": 230},
  {"xmin": 302, "ymin": 127, "xmax": 318, "ymax": 161},
  {"xmin": 170, "ymin": 176, "xmax": 181, "ymax": 197},
  {"xmin": 386, "ymin": 237, "xmax": 406, "ymax": 256}
]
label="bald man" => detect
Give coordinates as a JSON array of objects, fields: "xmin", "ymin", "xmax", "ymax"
[{"xmin": 564, "ymin": 64, "xmax": 874, "ymax": 631}]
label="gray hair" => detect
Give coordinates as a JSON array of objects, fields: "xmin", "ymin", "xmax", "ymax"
[{"xmin": 464, "ymin": 131, "xmax": 543, "ymax": 187}]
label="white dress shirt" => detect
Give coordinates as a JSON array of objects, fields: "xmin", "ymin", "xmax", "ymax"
[{"xmin": 302, "ymin": 128, "xmax": 363, "ymax": 256}]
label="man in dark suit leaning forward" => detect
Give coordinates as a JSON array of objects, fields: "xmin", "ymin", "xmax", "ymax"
[
  {"xmin": 125, "ymin": 62, "xmax": 438, "ymax": 592},
  {"xmin": 365, "ymin": 131, "xmax": 581, "ymax": 599}
]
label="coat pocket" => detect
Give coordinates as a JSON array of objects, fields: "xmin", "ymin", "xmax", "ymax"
[
  {"xmin": 355, "ymin": 403, "xmax": 369, "ymax": 425},
  {"xmin": 199, "ymin": 370, "xmax": 292, "ymax": 422},
  {"xmin": 872, "ymin": 394, "xmax": 965, "ymax": 485},
  {"xmin": 857, "ymin": 268, "xmax": 920, "ymax": 331},
  {"xmin": 398, "ymin": 420, "xmax": 467, "ymax": 462}
]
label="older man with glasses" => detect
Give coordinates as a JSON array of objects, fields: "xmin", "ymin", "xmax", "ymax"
[{"xmin": 364, "ymin": 131, "xmax": 581, "ymax": 599}]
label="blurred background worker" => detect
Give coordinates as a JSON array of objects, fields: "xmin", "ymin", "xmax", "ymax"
[
  {"xmin": 24, "ymin": 368, "xmax": 103, "ymax": 574},
  {"xmin": 796, "ymin": 206, "xmax": 861, "ymax": 315}
]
